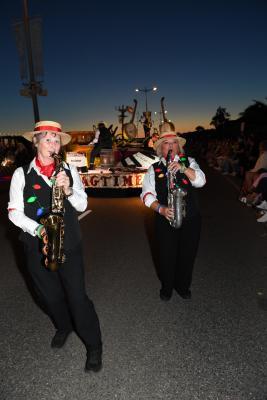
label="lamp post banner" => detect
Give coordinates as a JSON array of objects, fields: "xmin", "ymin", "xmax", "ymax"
[
  {"xmin": 12, "ymin": 17, "xmax": 44, "ymax": 79},
  {"xmin": 12, "ymin": 21, "xmax": 28, "ymax": 80}
]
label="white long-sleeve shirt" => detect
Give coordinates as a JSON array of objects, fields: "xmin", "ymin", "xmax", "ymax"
[
  {"xmin": 140, "ymin": 155, "xmax": 206, "ymax": 208},
  {"xmin": 8, "ymin": 158, "xmax": 88, "ymax": 237},
  {"xmin": 89, "ymin": 129, "xmax": 100, "ymax": 145}
]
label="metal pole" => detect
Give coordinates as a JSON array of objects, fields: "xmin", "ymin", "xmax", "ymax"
[
  {"xmin": 121, "ymin": 107, "xmax": 125, "ymax": 140},
  {"xmin": 145, "ymin": 89, "xmax": 148, "ymax": 113},
  {"xmin": 23, "ymin": 0, "xmax": 40, "ymax": 122}
]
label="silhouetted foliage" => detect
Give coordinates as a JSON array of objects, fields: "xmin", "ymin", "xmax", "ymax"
[
  {"xmin": 239, "ymin": 100, "xmax": 267, "ymax": 125},
  {"xmin": 195, "ymin": 125, "xmax": 205, "ymax": 132},
  {"xmin": 210, "ymin": 107, "xmax": 231, "ymax": 129}
]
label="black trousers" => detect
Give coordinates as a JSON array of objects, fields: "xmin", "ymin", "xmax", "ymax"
[
  {"xmin": 89, "ymin": 144, "xmax": 101, "ymax": 166},
  {"xmin": 24, "ymin": 242, "xmax": 102, "ymax": 348},
  {"xmin": 155, "ymin": 213, "xmax": 201, "ymax": 295}
]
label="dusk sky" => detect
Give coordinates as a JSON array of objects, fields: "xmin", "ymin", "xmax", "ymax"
[{"xmin": 1, "ymin": 0, "xmax": 267, "ymax": 134}]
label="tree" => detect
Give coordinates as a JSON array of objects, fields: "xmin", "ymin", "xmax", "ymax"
[
  {"xmin": 210, "ymin": 107, "xmax": 231, "ymax": 129},
  {"xmin": 239, "ymin": 100, "xmax": 267, "ymax": 125},
  {"xmin": 195, "ymin": 125, "xmax": 205, "ymax": 132}
]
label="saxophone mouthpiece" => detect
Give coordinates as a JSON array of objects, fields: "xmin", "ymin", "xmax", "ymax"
[
  {"xmin": 51, "ymin": 152, "xmax": 61, "ymax": 161},
  {"xmin": 167, "ymin": 149, "xmax": 172, "ymax": 163}
]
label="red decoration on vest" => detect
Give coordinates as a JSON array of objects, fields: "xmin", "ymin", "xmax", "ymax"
[{"xmin": 33, "ymin": 184, "xmax": 41, "ymax": 190}]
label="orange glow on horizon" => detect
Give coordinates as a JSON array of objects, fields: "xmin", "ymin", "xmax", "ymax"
[{"xmin": 66, "ymin": 117, "xmax": 211, "ymax": 135}]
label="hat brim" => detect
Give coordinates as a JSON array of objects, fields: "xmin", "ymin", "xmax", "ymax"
[
  {"xmin": 153, "ymin": 135, "xmax": 186, "ymax": 151},
  {"xmin": 23, "ymin": 130, "xmax": 72, "ymax": 146}
]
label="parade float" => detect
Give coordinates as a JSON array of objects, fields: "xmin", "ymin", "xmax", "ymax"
[{"xmin": 64, "ymin": 98, "xmax": 176, "ymax": 193}]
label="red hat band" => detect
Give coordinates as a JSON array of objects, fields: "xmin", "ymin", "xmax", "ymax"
[
  {"xmin": 161, "ymin": 133, "xmax": 177, "ymax": 139},
  {"xmin": 34, "ymin": 125, "xmax": 62, "ymax": 133}
]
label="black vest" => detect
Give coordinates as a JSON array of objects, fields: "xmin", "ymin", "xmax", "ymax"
[
  {"xmin": 98, "ymin": 127, "xmax": 112, "ymax": 148},
  {"xmin": 153, "ymin": 160, "xmax": 200, "ymax": 219},
  {"xmin": 20, "ymin": 165, "xmax": 81, "ymax": 251}
]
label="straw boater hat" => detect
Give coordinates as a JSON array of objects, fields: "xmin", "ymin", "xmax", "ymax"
[
  {"xmin": 23, "ymin": 121, "xmax": 71, "ymax": 146},
  {"xmin": 153, "ymin": 129, "xmax": 186, "ymax": 151}
]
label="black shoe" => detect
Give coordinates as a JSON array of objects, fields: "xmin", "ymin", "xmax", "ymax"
[
  {"xmin": 51, "ymin": 330, "xmax": 71, "ymax": 348},
  {"xmin": 85, "ymin": 345, "xmax": 102, "ymax": 373},
  {"xmin": 160, "ymin": 288, "xmax": 172, "ymax": 302},
  {"xmin": 176, "ymin": 289, "xmax": 192, "ymax": 299}
]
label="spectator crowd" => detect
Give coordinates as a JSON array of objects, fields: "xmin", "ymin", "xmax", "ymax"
[
  {"xmin": 198, "ymin": 133, "xmax": 267, "ymax": 223},
  {"xmin": 0, "ymin": 137, "xmax": 32, "ymax": 175}
]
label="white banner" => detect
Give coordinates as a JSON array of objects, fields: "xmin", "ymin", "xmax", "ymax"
[{"xmin": 66, "ymin": 152, "xmax": 87, "ymax": 167}]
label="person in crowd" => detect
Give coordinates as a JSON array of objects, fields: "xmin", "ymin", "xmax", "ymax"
[
  {"xmin": 88, "ymin": 121, "xmax": 113, "ymax": 169},
  {"xmin": 140, "ymin": 129, "xmax": 206, "ymax": 301},
  {"xmin": 14, "ymin": 141, "xmax": 30, "ymax": 166},
  {"xmin": 239, "ymin": 140, "xmax": 267, "ymax": 201},
  {"xmin": 140, "ymin": 112, "xmax": 152, "ymax": 139},
  {"xmin": 144, "ymin": 129, "xmax": 160, "ymax": 152},
  {"xmin": 248, "ymin": 171, "xmax": 267, "ymax": 222},
  {"xmin": 8, "ymin": 120, "xmax": 102, "ymax": 373},
  {"xmin": 255, "ymin": 177, "xmax": 267, "ymax": 222},
  {"xmin": 213, "ymin": 139, "xmax": 234, "ymax": 175}
]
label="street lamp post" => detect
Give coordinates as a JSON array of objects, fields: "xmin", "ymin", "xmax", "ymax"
[
  {"xmin": 23, "ymin": 0, "xmax": 40, "ymax": 122},
  {"xmin": 135, "ymin": 86, "xmax": 157, "ymax": 140},
  {"xmin": 135, "ymin": 86, "xmax": 157, "ymax": 113}
]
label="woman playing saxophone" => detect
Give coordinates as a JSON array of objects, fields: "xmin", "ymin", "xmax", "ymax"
[
  {"xmin": 8, "ymin": 120, "xmax": 102, "ymax": 372},
  {"xmin": 141, "ymin": 128, "xmax": 206, "ymax": 301}
]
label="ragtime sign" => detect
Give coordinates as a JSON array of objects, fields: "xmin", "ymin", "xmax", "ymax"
[{"xmin": 80, "ymin": 172, "xmax": 145, "ymax": 189}]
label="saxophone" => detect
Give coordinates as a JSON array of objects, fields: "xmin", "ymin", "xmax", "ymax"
[
  {"xmin": 41, "ymin": 153, "xmax": 65, "ymax": 271},
  {"xmin": 166, "ymin": 150, "xmax": 187, "ymax": 229}
]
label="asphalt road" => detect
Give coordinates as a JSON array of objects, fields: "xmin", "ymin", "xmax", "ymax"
[{"xmin": 0, "ymin": 166, "xmax": 266, "ymax": 400}]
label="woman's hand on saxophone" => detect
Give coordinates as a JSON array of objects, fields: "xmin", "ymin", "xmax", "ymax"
[
  {"xmin": 35, "ymin": 225, "xmax": 50, "ymax": 266},
  {"xmin": 56, "ymin": 171, "xmax": 72, "ymax": 196},
  {"xmin": 168, "ymin": 161, "xmax": 181, "ymax": 173},
  {"xmin": 35, "ymin": 225, "xmax": 48, "ymax": 257},
  {"xmin": 40, "ymin": 226, "xmax": 47, "ymax": 240},
  {"xmin": 168, "ymin": 161, "xmax": 186, "ymax": 174},
  {"xmin": 168, "ymin": 161, "xmax": 196, "ymax": 180},
  {"xmin": 160, "ymin": 206, "xmax": 174, "ymax": 221}
]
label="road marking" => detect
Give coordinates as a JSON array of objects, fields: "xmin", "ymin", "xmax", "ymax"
[{"xmin": 78, "ymin": 210, "xmax": 92, "ymax": 221}]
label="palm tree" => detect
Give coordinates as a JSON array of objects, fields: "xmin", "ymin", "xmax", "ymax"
[{"xmin": 210, "ymin": 107, "xmax": 231, "ymax": 129}]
